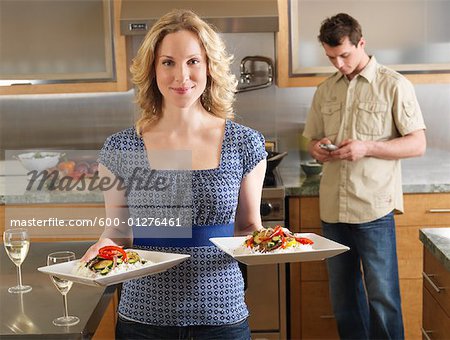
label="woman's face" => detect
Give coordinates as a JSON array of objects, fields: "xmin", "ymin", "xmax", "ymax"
[{"xmin": 155, "ymin": 30, "xmax": 208, "ymax": 110}]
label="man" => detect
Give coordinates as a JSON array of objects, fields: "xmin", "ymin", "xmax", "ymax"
[{"xmin": 303, "ymin": 13, "xmax": 426, "ymax": 339}]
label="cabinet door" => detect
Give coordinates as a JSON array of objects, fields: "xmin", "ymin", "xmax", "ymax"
[
  {"xmin": 400, "ymin": 279, "xmax": 422, "ymax": 340},
  {"xmin": 300, "ymin": 281, "xmax": 339, "ymax": 339},
  {"xmin": 1, "ymin": 0, "xmax": 114, "ymax": 83},
  {"xmin": 0, "ymin": 0, "xmax": 129, "ymax": 95},
  {"xmin": 395, "ymin": 193, "xmax": 450, "ymax": 227},
  {"xmin": 276, "ymin": 0, "xmax": 450, "ymax": 87},
  {"xmin": 423, "ymin": 249, "xmax": 450, "ymax": 316},
  {"xmin": 93, "ymin": 289, "xmax": 119, "ymax": 340},
  {"xmin": 423, "ymin": 286, "xmax": 450, "ymax": 339}
]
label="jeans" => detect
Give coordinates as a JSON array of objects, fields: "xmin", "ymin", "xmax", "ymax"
[
  {"xmin": 116, "ymin": 315, "xmax": 251, "ymax": 340},
  {"xmin": 322, "ymin": 212, "xmax": 404, "ymax": 340}
]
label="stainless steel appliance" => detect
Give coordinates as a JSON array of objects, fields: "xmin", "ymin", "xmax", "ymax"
[{"xmin": 244, "ymin": 154, "xmax": 287, "ymax": 340}]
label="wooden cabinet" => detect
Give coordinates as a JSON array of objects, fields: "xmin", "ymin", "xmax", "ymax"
[
  {"xmin": 288, "ymin": 193, "xmax": 450, "ymax": 339},
  {"xmin": 93, "ymin": 289, "xmax": 119, "ymax": 340},
  {"xmin": 422, "ymin": 248, "xmax": 450, "ymax": 339},
  {"xmin": 396, "ymin": 193, "xmax": 450, "ymax": 340},
  {"xmin": 0, "ymin": 0, "xmax": 130, "ymax": 95},
  {"xmin": 276, "ymin": 0, "xmax": 450, "ymax": 87},
  {"xmin": 288, "ymin": 196, "xmax": 338, "ymax": 340}
]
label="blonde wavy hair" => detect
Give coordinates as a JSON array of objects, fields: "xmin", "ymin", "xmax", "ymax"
[{"xmin": 132, "ymin": 9, "xmax": 237, "ymax": 134}]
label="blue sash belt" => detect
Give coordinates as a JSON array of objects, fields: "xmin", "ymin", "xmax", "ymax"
[{"xmin": 132, "ymin": 223, "xmax": 234, "ymax": 248}]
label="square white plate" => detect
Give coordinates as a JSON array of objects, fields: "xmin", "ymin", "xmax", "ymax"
[
  {"xmin": 38, "ymin": 249, "xmax": 190, "ymax": 287},
  {"xmin": 210, "ymin": 233, "xmax": 349, "ymax": 265}
]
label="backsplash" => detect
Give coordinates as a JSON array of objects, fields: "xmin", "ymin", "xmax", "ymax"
[{"xmin": 1, "ymin": 82, "xmax": 449, "ymax": 164}]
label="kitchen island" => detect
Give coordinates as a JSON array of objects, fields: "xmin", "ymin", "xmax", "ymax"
[
  {"xmin": 0, "ymin": 241, "xmax": 116, "ymax": 339},
  {"xmin": 420, "ymin": 228, "xmax": 450, "ymax": 272},
  {"xmin": 420, "ymin": 228, "xmax": 450, "ymax": 338}
]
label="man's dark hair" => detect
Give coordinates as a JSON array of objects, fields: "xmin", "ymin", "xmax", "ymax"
[{"xmin": 318, "ymin": 13, "xmax": 362, "ymax": 47}]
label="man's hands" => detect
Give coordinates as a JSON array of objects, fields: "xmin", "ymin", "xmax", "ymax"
[{"xmin": 310, "ymin": 138, "xmax": 370, "ymax": 162}]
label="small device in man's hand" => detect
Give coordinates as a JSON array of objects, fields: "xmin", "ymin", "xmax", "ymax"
[{"xmin": 319, "ymin": 143, "xmax": 339, "ymax": 151}]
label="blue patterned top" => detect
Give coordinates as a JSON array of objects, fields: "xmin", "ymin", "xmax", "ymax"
[{"xmin": 99, "ymin": 120, "xmax": 266, "ymax": 326}]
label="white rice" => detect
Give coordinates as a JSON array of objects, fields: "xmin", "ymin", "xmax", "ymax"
[
  {"xmin": 233, "ymin": 243, "xmax": 313, "ymax": 255},
  {"xmin": 73, "ymin": 260, "xmax": 151, "ymax": 278}
]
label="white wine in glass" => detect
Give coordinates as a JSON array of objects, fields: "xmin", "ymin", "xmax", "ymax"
[
  {"xmin": 47, "ymin": 251, "xmax": 80, "ymax": 327},
  {"xmin": 3, "ymin": 228, "xmax": 32, "ymax": 293}
]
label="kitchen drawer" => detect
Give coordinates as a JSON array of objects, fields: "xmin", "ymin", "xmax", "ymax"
[
  {"xmin": 300, "ymin": 281, "xmax": 339, "ymax": 339},
  {"xmin": 295, "ymin": 193, "xmax": 450, "ymax": 229},
  {"xmin": 300, "ymin": 228, "xmax": 328, "ymax": 281},
  {"xmin": 422, "ymin": 286, "xmax": 450, "ymax": 339},
  {"xmin": 395, "ymin": 193, "xmax": 450, "ymax": 227},
  {"xmin": 423, "ymin": 249, "xmax": 450, "ymax": 316},
  {"xmin": 299, "ymin": 197, "xmax": 321, "ymax": 229}
]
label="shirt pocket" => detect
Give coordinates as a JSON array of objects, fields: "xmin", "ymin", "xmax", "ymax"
[
  {"xmin": 321, "ymin": 102, "xmax": 341, "ymax": 137},
  {"xmin": 356, "ymin": 102, "xmax": 388, "ymax": 136}
]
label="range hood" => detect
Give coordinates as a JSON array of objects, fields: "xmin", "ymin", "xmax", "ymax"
[{"xmin": 120, "ymin": 0, "xmax": 279, "ymax": 35}]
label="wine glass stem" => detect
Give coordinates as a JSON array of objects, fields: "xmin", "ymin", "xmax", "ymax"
[
  {"xmin": 17, "ymin": 264, "xmax": 23, "ymax": 287},
  {"xmin": 62, "ymin": 294, "xmax": 69, "ymax": 318}
]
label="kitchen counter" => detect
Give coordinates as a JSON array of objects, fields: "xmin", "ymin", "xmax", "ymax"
[
  {"xmin": 281, "ymin": 148, "xmax": 450, "ymax": 196},
  {"xmin": 419, "ymin": 228, "xmax": 450, "ymax": 272},
  {"xmin": 0, "ymin": 241, "xmax": 116, "ymax": 339}
]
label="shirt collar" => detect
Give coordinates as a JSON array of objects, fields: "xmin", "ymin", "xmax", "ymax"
[
  {"xmin": 332, "ymin": 55, "xmax": 378, "ymax": 84},
  {"xmin": 358, "ymin": 56, "xmax": 377, "ymax": 83}
]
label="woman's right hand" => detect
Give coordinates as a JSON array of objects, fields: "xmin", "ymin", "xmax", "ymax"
[{"xmin": 81, "ymin": 238, "xmax": 118, "ymax": 263}]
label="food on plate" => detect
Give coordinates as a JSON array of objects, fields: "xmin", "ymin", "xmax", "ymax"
[
  {"xmin": 240, "ymin": 226, "xmax": 314, "ymax": 253},
  {"xmin": 74, "ymin": 246, "xmax": 149, "ymax": 277}
]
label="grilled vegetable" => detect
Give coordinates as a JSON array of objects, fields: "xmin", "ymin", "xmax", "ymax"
[
  {"xmin": 93, "ymin": 259, "xmax": 113, "ymax": 271},
  {"xmin": 83, "ymin": 248, "xmax": 146, "ymax": 276},
  {"xmin": 244, "ymin": 226, "xmax": 314, "ymax": 253}
]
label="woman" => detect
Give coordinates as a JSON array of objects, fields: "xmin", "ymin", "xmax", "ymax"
[{"xmin": 82, "ymin": 9, "xmax": 266, "ymax": 340}]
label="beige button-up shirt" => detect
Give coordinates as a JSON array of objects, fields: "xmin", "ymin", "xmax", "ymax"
[{"xmin": 303, "ymin": 57, "xmax": 426, "ymax": 223}]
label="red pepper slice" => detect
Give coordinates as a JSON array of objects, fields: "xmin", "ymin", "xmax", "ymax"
[
  {"xmin": 98, "ymin": 245, "xmax": 127, "ymax": 262},
  {"xmin": 294, "ymin": 237, "xmax": 314, "ymax": 245},
  {"xmin": 261, "ymin": 226, "xmax": 284, "ymax": 242}
]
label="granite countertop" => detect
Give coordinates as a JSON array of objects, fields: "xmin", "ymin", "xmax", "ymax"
[
  {"xmin": 419, "ymin": 228, "xmax": 450, "ymax": 272},
  {"xmin": 281, "ymin": 148, "xmax": 450, "ymax": 197}
]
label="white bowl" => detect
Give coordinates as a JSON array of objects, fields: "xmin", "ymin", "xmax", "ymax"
[{"xmin": 17, "ymin": 152, "xmax": 61, "ymax": 172}]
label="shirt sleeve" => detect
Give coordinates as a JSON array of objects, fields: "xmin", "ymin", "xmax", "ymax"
[
  {"xmin": 392, "ymin": 77, "xmax": 426, "ymax": 135},
  {"xmin": 242, "ymin": 129, "xmax": 267, "ymax": 177},
  {"xmin": 98, "ymin": 135, "xmax": 124, "ymax": 179}
]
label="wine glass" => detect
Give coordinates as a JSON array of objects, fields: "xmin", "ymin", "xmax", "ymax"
[
  {"xmin": 3, "ymin": 228, "xmax": 32, "ymax": 293},
  {"xmin": 47, "ymin": 251, "xmax": 80, "ymax": 327}
]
